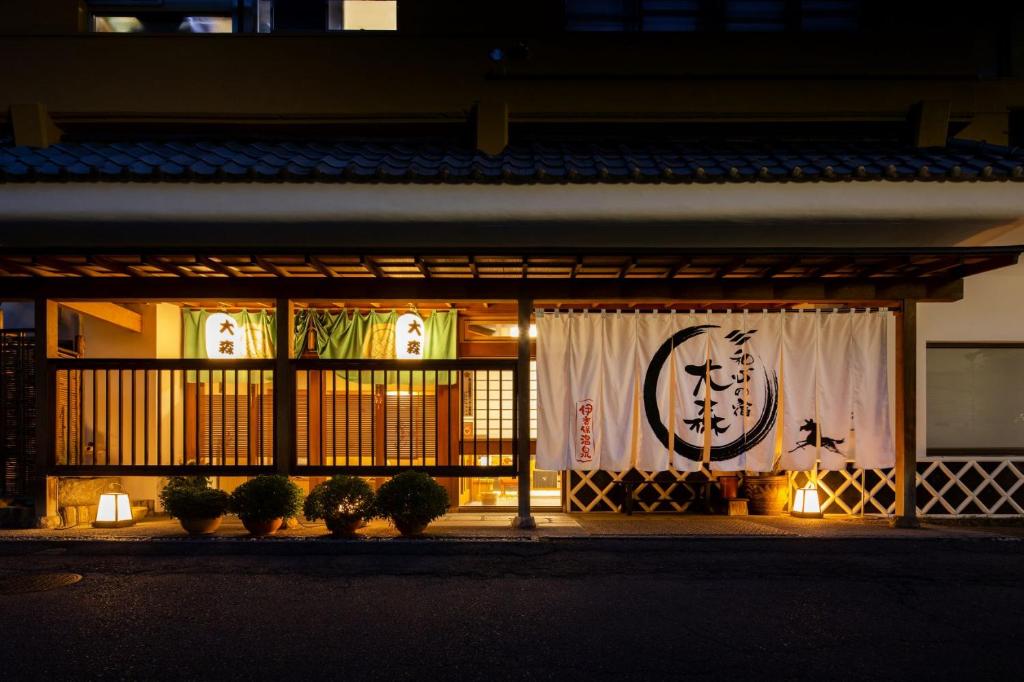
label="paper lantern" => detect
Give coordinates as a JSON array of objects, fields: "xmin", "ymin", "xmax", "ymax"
[
  {"xmin": 205, "ymin": 312, "xmax": 247, "ymax": 359},
  {"xmin": 93, "ymin": 488, "xmax": 135, "ymax": 528},
  {"xmin": 396, "ymin": 312, "xmax": 425, "ymax": 359},
  {"xmin": 791, "ymin": 482, "xmax": 823, "ymax": 519}
]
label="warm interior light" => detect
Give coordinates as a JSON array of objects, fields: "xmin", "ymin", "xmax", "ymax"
[
  {"xmin": 791, "ymin": 482, "xmax": 823, "ymax": 518},
  {"xmin": 395, "ymin": 312, "xmax": 425, "ymax": 359},
  {"xmin": 509, "ymin": 324, "xmax": 538, "ymax": 338},
  {"xmin": 205, "ymin": 312, "xmax": 248, "ymax": 359},
  {"xmin": 343, "ymin": 0, "xmax": 397, "ymax": 30},
  {"xmin": 93, "ymin": 491, "xmax": 135, "ymax": 528}
]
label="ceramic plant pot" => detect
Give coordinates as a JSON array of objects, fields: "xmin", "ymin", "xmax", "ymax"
[
  {"xmin": 179, "ymin": 516, "xmax": 222, "ymax": 536},
  {"xmin": 242, "ymin": 517, "xmax": 283, "ymax": 537},
  {"xmin": 325, "ymin": 516, "xmax": 363, "ymax": 537},
  {"xmin": 394, "ymin": 519, "xmax": 428, "ymax": 537},
  {"xmin": 744, "ymin": 474, "xmax": 789, "ymax": 515}
]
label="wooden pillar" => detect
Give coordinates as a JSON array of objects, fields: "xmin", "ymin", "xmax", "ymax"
[
  {"xmin": 33, "ymin": 298, "xmax": 59, "ymax": 527},
  {"xmin": 512, "ymin": 296, "xmax": 536, "ymax": 528},
  {"xmin": 894, "ymin": 299, "xmax": 919, "ymax": 528},
  {"xmin": 274, "ymin": 298, "xmax": 294, "ymax": 476}
]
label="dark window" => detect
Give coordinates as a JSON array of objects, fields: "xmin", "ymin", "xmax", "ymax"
[
  {"xmin": 799, "ymin": 0, "xmax": 860, "ymax": 32},
  {"xmin": 565, "ymin": 0, "xmax": 860, "ymax": 32},
  {"xmin": 565, "ymin": 0, "xmax": 700, "ymax": 31},
  {"xmin": 724, "ymin": 0, "xmax": 786, "ymax": 32},
  {"xmin": 271, "ymin": 0, "xmax": 327, "ymax": 31},
  {"xmin": 1010, "ymin": 110, "xmax": 1024, "ymax": 148}
]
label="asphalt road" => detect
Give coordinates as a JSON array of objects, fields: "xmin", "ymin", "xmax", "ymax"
[{"xmin": 2, "ymin": 538, "xmax": 1022, "ymax": 681}]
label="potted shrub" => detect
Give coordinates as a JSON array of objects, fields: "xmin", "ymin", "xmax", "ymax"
[
  {"xmin": 229, "ymin": 475, "xmax": 304, "ymax": 537},
  {"xmin": 304, "ymin": 475, "xmax": 375, "ymax": 537},
  {"xmin": 373, "ymin": 470, "xmax": 449, "ymax": 537},
  {"xmin": 159, "ymin": 476, "xmax": 230, "ymax": 536},
  {"xmin": 744, "ymin": 456, "xmax": 789, "ymax": 515}
]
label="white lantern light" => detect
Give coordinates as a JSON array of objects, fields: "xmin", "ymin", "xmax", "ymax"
[
  {"xmin": 205, "ymin": 312, "xmax": 247, "ymax": 359},
  {"xmin": 93, "ymin": 485, "xmax": 135, "ymax": 528},
  {"xmin": 395, "ymin": 311, "xmax": 425, "ymax": 359},
  {"xmin": 791, "ymin": 482, "xmax": 823, "ymax": 519}
]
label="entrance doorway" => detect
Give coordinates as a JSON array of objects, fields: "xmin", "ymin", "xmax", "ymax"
[{"xmin": 458, "ymin": 458, "xmax": 563, "ymax": 510}]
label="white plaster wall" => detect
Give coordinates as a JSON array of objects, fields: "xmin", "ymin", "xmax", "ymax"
[{"xmin": 917, "ymin": 226, "xmax": 1024, "ymax": 457}]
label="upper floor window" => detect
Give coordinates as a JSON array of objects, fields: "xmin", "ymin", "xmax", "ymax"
[
  {"xmin": 565, "ymin": 0, "xmax": 860, "ymax": 33},
  {"xmin": 89, "ymin": 1, "xmax": 237, "ymax": 33},
  {"xmin": 88, "ymin": 0, "xmax": 397, "ymax": 34}
]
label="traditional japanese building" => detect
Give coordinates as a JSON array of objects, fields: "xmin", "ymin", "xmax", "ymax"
[{"xmin": 2, "ymin": 0, "xmax": 1024, "ymax": 529}]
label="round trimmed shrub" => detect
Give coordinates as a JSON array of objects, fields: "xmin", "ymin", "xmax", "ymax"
[
  {"xmin": 373, "ymin": 471, "xmax": 449, "ymax": 536},
  {"xmin": 304, "ymin": 475, "xmax": 375, "ymax": 536},
  {"xmin": 159, "ymin": 476, "xmax": 230, "ymax": 521},
  {"xmin": 229, "ymin": 475, "xmax": 304, "ymax": 523}
]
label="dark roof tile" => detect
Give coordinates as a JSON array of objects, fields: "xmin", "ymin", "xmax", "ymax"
[{"xmin": 2, "ymin": 136, "xmax": 1023, "ymax": 184}]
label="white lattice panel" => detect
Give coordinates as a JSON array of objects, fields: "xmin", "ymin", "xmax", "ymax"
[{"xmin": 568, "ymin": 457, "xmax": 1024, "ymax": 517}]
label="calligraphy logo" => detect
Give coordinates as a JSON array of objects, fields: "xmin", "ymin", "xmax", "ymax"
[
  {"xmin": 789, "ymin": 419, "xmax": 844, "ymax": 454},
  {"xmin": 642, "ymin": 325, "xmax": 779, "ymax": 462},
  {"xmin": 575, "ymin": 399, "xmax": 595, "ymax": 463}
]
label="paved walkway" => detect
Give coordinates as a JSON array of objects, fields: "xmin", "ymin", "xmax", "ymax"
[{"xmin": 1, "ymin": 512, "xmax": 1020, "ymax": 542}]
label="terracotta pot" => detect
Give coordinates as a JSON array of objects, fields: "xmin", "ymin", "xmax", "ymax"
[
  {"xmin": 325, "ymin": 516, "xmax": 363, "ymax": 537},
  {"xmin": 744, "ymin": 474, "xmax": 789, "ymax": 515},
  {"xmin": 717, "ymin": 475, "xmax": 739, "ymax": 500},
  {"xmin": 179, "ymin": 516, "xmax": 222, "ymax": 536},
  {"xmin": 394, "ymin": 519, "xmax": 428, "ymax": 537},
  {"xmin": 241, "ymin": 517, "xmax": 283, "ymax": 537}
]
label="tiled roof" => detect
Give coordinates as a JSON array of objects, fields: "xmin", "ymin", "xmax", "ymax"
[{"xmin": 1, "ymin": 137, "xmax": 1022, "ymax": 184}]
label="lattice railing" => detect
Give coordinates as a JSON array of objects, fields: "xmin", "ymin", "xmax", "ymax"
[
  {"xmin": 568, "ymin": 466, "xmax": 724, "ymax": 513},
  {"xmin": 915, "ymin": 458, "xmax": 1024, "ymax": 516},
  {"xmin": 568, "ymin": 457, "xmax": 1024, "ymax": 517}
]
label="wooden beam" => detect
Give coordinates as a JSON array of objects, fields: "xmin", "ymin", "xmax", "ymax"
[
  {"xmin": 360, "ymin": 256, "xmax": 384, "ymax": 279},
  {"xmin": 913, "ymin": 100, "xmax": 951, "ymax": 148},
  {"xmin": 513, "ymin": 295, "xmax": 535, "ymax": 529},
  {"xmin": 307, "ymin": 256, "xmax": 336, "ymax": 278},
  {"xmin": 476, "ymin": 95, "xmax": 508, "ymax": 156},
  {"xmin": 60, "ymin": 301, "xmax": 142, "ymax": 333},
  {"xmin": 275, "ymin": 298, "xmax": 294, "ymax": 476},
  {"xmin": 414, "ymin": 257, "xmax": 430, "ymax": 278},
  {"xmin": 33, "ymin": 298, "xmax": 58, "ymax": 526},
  {"xmin": 893, "ymin": 299, "xmax": 919, "ymax": 528},
  {"xmin": 90, "ymin": 255, "xmax": 141, "ymax": 277},
  {"xmin": 10, "ymin": 103, "xmax": 62, "ymax": 148},
  {"xmin": 254, "ymin": 256, "xmax": 289, "ymax": 278},
  {"xmin": 198, "ymin": 256, "xmax": 237, "ymax": 277},
  {"xmin": 0, "ymin": 275, "xmax": 966, "ymax": 303}
]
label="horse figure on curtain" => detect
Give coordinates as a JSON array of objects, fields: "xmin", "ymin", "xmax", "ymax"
[{"xmin": 789, "ymin": 418, "xmax": 844, "ymax": 454}]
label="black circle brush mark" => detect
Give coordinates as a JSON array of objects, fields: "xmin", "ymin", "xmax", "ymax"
[{"xmin": 642, "ymin": 325, "xmax": 779, "ymax": 463}]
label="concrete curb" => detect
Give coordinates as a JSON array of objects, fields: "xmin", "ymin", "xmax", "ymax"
[{"xmin": 0, "ymin": 533, "xmax": 1019, "ymax": 558}]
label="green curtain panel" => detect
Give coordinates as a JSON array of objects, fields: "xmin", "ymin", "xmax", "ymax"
[
  {"xmin": 182, "ymin": 309, "xmax": 276, "ymax": 384},
  {"xmin": 183, "ymin": 309, "xmax": 276, "ymax": 359},
  {"xmin": 423, "ymin": 310, "xmax": 457, "ymax": 359},
  {"xmin": 294, "ymin": 309, "xmax": 455, "ymax": 360},
  {"xmin": 293, "ymin": 309, "xmax": 457, "ymax": 386}
]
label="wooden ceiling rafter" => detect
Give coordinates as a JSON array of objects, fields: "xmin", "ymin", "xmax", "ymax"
[{"xmin": 0, "ymin": 249, "xmax": 1017, "ymax": 294}]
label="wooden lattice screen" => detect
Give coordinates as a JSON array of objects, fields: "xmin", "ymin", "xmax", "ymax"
[{"xmin": 0, "ymin": 330, "xmax": 35, "ymax": 498}]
